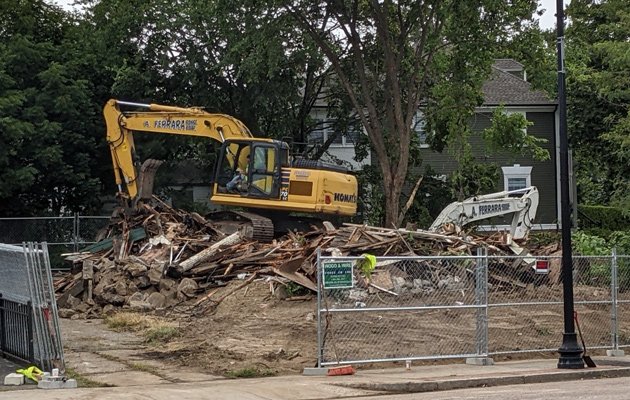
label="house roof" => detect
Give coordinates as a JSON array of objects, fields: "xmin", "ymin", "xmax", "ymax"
[
  {"xmin": 493, "ymin": 59, "xmax": 525, "ymax": 72},
  {"xmin": 482, "ymin": 67, "xmax": 556, "ymax": 106}
]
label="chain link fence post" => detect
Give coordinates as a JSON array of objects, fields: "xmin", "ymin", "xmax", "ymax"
[
  {"xmin": 316, "ymin": 247, "xmax": 323, "ymax": 368},
  {"xmin": 73, "ymin": 213, "xmax": 79, "ymax": 253},
  {"xmin": 303, "ymin": 247, "xmax": 329, "ymax": 375},
  {"xmin": 467, "ymin": 247, "xmax": 493, "ymax": 365},
  {"xmin": 608, "ymin": 248, "xmax": 625, "ymax": 356}
]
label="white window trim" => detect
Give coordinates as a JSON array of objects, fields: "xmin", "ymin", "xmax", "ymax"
[{"xmin": 502, "ymin": 164, "xmax": 532, "ymax": 191}]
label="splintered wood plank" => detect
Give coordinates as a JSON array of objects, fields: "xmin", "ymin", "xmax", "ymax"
[{"xmin": 179, "ymin": 232, "xmax": 242, "ymax": 272}]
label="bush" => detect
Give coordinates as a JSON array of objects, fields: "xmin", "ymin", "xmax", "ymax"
[
  {"xmin": 578, "ymin": 205, "xmax": 630, "ymax": 231},
  {"xmin": 572, "ymin": 230, "xmax": 630, "ymax": 290},
  {"xmin": 572, "ymin": 231, "xmax": 611, "ymax": 256}
]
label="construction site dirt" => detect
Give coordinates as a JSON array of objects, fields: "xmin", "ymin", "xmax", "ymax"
[
  {"xmin": 56, "ymin": 280, "xmax": 630, "ymax": 379},
  {"xmin": 52, "ymin": 202, "xmax": 627, "ymax": 377}
]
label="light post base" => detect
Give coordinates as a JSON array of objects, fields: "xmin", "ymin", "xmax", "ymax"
[{"xmin": 558, "ymin": 332, "xmax": 584, "ymax": 369}]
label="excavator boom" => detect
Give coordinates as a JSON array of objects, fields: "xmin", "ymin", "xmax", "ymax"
[
  {"xmin": 105, "ymin": 99, "xmax": 255, "ymax": 199},
  {"xmin": 429, "ymin": 186, "xmax": 539, "ymax": 240},
  {"xmin": 103, "ymin": 99, "xmax": 358, "ymax": 240}
]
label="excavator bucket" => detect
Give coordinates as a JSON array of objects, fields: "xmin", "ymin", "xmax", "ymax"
[{"xmin": 137, "ymin": 159, "xmax": 164, "ymax": 201}]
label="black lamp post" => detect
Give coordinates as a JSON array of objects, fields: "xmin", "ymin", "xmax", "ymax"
[{"xmin": 556, "ymin": 0, "xmax": 585, "ymax": 369}]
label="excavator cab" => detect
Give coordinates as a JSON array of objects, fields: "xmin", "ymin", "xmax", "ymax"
[{"xmin": 213, "ymin": 139, "xmax": 290, "ymax": 201}]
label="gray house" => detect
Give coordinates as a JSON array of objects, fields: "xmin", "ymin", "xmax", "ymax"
[{"xmin": 418, "ymin": 59, "xmax": 562, "ymax": 228}]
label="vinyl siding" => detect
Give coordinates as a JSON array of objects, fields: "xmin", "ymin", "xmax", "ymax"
[{"xmin": 418, "ymin": 111, "xmax": 557, "ymax": 224}]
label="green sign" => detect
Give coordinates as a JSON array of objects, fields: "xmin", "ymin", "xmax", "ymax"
[{"xmin": 323, "ymin": 261, "xmax": 354, "ymax": 289}]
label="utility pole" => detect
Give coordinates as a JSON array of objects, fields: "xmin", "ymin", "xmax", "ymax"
[{"xmin": 556, "ymin": 0, "xmax": 584, "ymax": 369}]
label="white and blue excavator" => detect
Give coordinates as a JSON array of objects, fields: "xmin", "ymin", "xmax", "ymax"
[{"xmin": 429, "ymin": 186, "xmax": 539, "ymax": 258}]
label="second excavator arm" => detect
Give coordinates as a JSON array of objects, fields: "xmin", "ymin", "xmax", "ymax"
[
  {"xmin": 104, "ymin": 99, "xmax": 254, "ymax": 200},
  {"xmin": 429, "ymin": 186, "xmax": 539, "ymax": 240}
]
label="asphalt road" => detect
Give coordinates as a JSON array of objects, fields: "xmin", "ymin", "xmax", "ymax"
[{"xmin": 351, "ymin": 376, "xmax": 630, "ymax": 400}]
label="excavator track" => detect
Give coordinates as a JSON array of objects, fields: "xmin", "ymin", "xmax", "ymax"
[{"xmin": 207, "ymin": 210, "xmax": 274, "ymax": 242}]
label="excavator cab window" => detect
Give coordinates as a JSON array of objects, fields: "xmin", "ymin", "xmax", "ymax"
[
  {"xmin": 215, "ymin": 141, "xmax": 250, "ymax": 192},
  {"xmin": 248, "ymin": 144, "xmax": 280, "ymax": 198},
  {"xmin": 214, "ymin": 140, "xmax": 280, "ymax": 199}
]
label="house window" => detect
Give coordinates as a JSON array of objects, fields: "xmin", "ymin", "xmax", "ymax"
[
  {"xmin": 502, "ymin": 164, "xmax": 532, "ymax": 192},
  {"xmin": 308, "ymin": 118, "xmax": 362, "ymax": 147},
  {"xmin": 412, "ymin": 111, "xmax": 428, "ymax": 147},
  {"xmin": 507, "ymin": 177, "xmax": 527, "ymax": 191}
]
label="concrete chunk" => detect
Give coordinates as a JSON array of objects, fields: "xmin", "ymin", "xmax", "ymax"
[
  {"xmin": 4, "ymin": 373, "xmax": 24, "ymax": 386},
  {"xmin": 303, "ymin": 367, "xmax": 329, "ymax": 376},
  {"xmin": 466, "ymin": 357, "xmax": 495, "ymax": 366},
  {"xmin": 38, "ymin": 377, "xmax": 77, "ymax": 389}
]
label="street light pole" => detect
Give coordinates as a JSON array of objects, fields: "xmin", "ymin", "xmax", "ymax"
[{"xmin": 556, "ymin": 0, "xmax": 584, "ymax": 369}]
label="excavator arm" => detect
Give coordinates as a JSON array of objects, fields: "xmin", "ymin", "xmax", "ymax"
[
  {"xmin": 104, "ymin": 99, "xmax": 254, "ymax": 199},
  {"xmin": 429, "ymin": 186, "xmax": 539, "ymax": 240}
]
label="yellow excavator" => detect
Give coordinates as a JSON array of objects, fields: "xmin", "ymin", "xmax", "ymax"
[{"xmin": 104, "ymin": 99, "xmax": 358, "ymax": 241}]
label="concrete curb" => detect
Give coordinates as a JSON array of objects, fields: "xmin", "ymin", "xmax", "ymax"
[{"xmin": 334, "ymin": 367, "xmax": 630, "ymax": 394}]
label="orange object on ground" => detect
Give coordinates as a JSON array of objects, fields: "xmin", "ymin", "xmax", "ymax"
[{"xmin": 327, "ymin": 365, "xmax": 355, "ymax": 376}]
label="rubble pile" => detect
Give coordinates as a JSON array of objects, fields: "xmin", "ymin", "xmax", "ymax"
[{"xmin": 55, "ymin": 201, "xmax": 556, "ymax": 318}]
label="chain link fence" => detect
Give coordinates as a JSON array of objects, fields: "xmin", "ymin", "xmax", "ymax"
[
  {"xmin": 0, "ymin": 215, "xmax": 110, "ymax": 269},
  {"xmin": 316, "ymin": 249, "xmax": 630, "ymax": 367},
  {"xmin": 0, "ymin": 243, "xmax": 65, "ymax": 371}
]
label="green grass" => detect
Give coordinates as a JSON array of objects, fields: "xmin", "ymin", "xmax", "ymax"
[
  {"xmin": 144, "ymin": 326, "xmax": 180, "ymax": 343},
  {"xmin": 225, "ymin": 367, "xmax": 277, "ymax": 379}
]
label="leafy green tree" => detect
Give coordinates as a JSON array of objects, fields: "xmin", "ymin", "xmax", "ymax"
[
  {"xmin": 76, "ymin": 0, "xmax": 333, "ymax": 194},
  {"xmin": 0, "ymin": 0, "xmax": 102, "ymax": 216},
  {"xmin": 565, "ymin": 0, "xmax": 629, "ymax": 206}
]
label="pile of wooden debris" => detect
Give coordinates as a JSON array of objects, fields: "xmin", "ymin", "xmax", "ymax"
[{"xmin": 54, "ymin": 201, "xmax": 554, "ymax": 319}]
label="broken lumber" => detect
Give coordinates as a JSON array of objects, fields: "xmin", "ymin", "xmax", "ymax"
[{"xmin": 179, "ymin": 232, "xmax": 242, "ymax": 272}]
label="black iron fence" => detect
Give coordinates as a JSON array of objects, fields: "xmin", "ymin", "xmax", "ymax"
[{"xmin": 0, "ymin": 294, "xmax": 34, "ymax": 364}]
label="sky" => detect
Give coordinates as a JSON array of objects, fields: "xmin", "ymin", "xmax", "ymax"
[
  {"xmin": 49, "ymin": 0, "xmax": 568, "ymax": 30},
  {"xmin": 538, "ymin": 0, "xmax": 572, "ymax": 30}
]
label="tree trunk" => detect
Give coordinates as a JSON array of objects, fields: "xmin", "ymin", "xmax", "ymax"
[{"xmin": 383, "ymin": 173, "xmax": 401, "ymax": 229}]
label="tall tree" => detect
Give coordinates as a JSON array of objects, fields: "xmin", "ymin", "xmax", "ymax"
[
  {"xmin": 0, "ymin": 0, "xmax": 102, "ymax": 216},
  {"xmin": 78, "ymin": 0, "xmax": 333, "ymax": 181},
  {"xmin": 565, "ymin": 0, "xmax": 629, "ymax": 206},
  {"xmin": 286, "ymin": 0, "xmax": 539, "ymax": 227}
]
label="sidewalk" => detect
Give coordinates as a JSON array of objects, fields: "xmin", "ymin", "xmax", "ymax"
[{"xmin": 2, "ymin": 356, "xmax": 630, "ymax": 399}]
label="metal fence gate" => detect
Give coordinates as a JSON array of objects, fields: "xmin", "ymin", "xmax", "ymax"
[
  {"xmin": 316, "ymin": 249, "xmax": 630, "ymax": 367},
  {"xmin": 0, "ymin": 243, "xmax": 65, "ymax": 371}
]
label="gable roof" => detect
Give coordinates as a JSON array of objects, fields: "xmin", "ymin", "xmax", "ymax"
[
  {"xmin": 482, "ymin": 67, "xmax": 555, "ymax": 106},
  {"xmin": 493, "ymin": 59, "xmax": 525, "ymax": 72}
]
